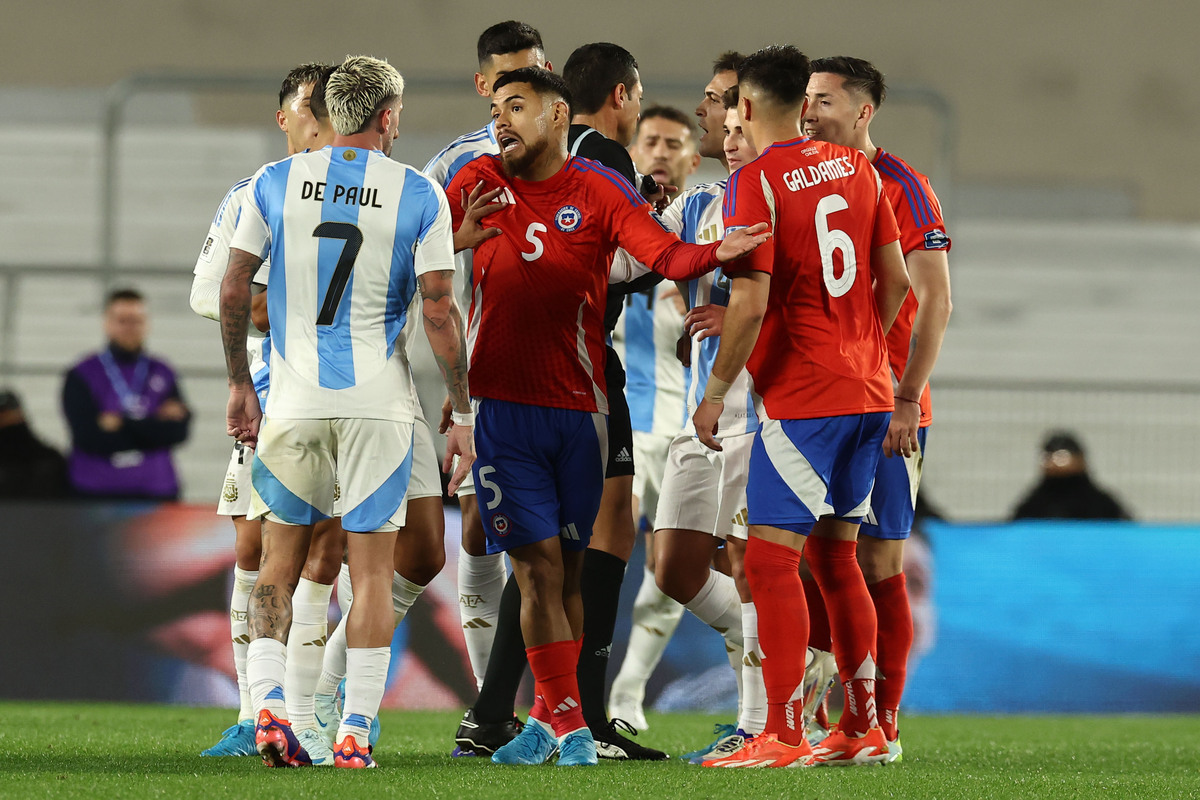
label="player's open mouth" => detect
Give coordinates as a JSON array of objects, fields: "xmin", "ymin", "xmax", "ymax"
[{"xmin": 499, "ymin": 135, "xmax": 521, "ymax": 153}]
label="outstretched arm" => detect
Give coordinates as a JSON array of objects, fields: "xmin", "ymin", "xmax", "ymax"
[
  {"xmin": 419, "ymin": 268, "xmax": 474, "ymax": 494},
  {"xmin": 618, "ymin": 202, "xmax": 772, "ymax": 282}
]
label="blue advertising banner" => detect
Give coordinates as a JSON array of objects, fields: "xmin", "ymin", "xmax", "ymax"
[
  {"xmin": 617, "ymin": 521, "xmax": 1200, "ymax": 715},
  {"xmin": 904, "ymin": 521, "xmax": 1200, "ymax": 712},
  {"xmin": 2, "ymin": 502, "xmax": 1196, "ymax": 714}
]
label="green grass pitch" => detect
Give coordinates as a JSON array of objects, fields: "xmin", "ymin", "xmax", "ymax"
[{"xmin": 0, "ymin": 703, "xmax": 1196, "ymax": 799}]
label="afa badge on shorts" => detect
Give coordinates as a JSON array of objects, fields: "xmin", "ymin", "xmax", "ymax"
[
  {"xmin": 554, "ymin": 205, "xmax": 582, "ymax": 233},
  {"xmin": 222, "ymin": 474, "xmax": 238, "ymax": 502}
]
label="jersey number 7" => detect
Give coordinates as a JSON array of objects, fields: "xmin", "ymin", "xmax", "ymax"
[{"xmin": 313, "ymin": 221, "xmax": 364, "ymax": 326}]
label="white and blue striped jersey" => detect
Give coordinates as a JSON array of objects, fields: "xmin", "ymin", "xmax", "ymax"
[
  {"xmin": 661, "ymin": 181, "xmax": 758, "ymax": 437},
  {"xmin": 612, "ymin": 283, "xmax": 687, "ymax": 436},
  {"xmin": 423, "ymin": 122, "xmax": 498, "ymax": 310},
  {"xmin": 193, "ymin": 176, "xmax": 270, "ymax": 400},
  {"xmin": 231, "ymin": 146, "xmax": 454, "ymax": 422}
]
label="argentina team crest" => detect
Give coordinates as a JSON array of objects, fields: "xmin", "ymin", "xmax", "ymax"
[{"xmin": 554, "ymin": 205, "xmax": 582, "ymax": 233}]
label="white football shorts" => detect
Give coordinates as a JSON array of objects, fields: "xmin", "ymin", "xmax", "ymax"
[
  {"xmin": 654, "ymin": 430, "xmax": 753, "ymax": 540},
  {"xmin": 215, "ymin": 441, "xmax": 254, "ymax": 517},
  {"xmin": 249, "ymin": 416, "xmax": 414, "ymax": 533}
]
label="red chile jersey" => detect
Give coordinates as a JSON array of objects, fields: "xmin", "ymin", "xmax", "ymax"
[
  {"xmin": 723, "ymin": 137, "xmax": 901, "ymax": 421},
  {"xmin": 448, "ymin": 154, "xmax": 721, "ymax": 414},
  {"xmin": 874, "ymin": 149, "xmax": 951, "ymax": 428}
]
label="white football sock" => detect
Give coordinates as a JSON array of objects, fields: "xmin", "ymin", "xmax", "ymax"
[
  {"xmin": 315, "ymin": 616, "xmax": 348, "ymax": 698},
  {"xmin": 457, "ymin": 549, "xmax": 507, "ymax": 690},
  {"xmin": 337, "ymin": 646, "xmax": 390, "ymax": 745},
  {"xmin": 738, "ymin": 602, "xmax": 767, "ymax": 735},
  {"xmin": 610, "ymin": 566, "xmax": 684, "ymax": 706},
  {"xmin": 317, "ymin": 570, "xmax": 418, "ymax": 705},
  {"xmin": 392, "ymin": 571, "xmax": 425, "ymax": 626},
  {"xmin": 336, "ymin": 562, "xmax": 353, "ymax": 616},
  {"xmin": 247, "ymin": 637, "xmax": 287, "ymax": 719},
  {"xmin": 230, "ymin": 567, "xmax": 257, "ymax": 722},
  {"xmin": 684, "ymin": 569, "xmax": 744, "ymax": 650},
  {"xmin": 284, "ymin": 578, "xmax": 332, "ymax": 731},
  {"xmin": 727, "ymin": 637, "xmax": 745, "ymax": 726}
]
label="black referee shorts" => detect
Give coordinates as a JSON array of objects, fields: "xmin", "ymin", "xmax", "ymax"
[{"xmin": 604, "ymin": 345, "xmax": 635, "ymax": 479}]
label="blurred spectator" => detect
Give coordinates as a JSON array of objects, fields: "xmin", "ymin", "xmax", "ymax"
[
  {"xmin": 62, "ymin": 288, "xmax": 191, "ymax": 500},
  {"xmin": 1011, "ymin": 431, "xmax": 1130, "ymax": 520},
  {"xmin": 0, "ymin": 388, "xmax": 68, "ymax": 498}
]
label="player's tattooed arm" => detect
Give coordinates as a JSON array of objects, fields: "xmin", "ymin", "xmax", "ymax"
[
  {"xmin": 420, "ymin": 268, "xmax": 475, "ymax": 494},
  {"xmin": 220, "ymin": 248, "xmax": 265, "ymax": 386},
  {"xmin": 222, "ymin": 248, "xmax": 265, "ymax": 445},
  {"xmin": 418, "ymin": 270, "xmax": 470, "ymax": 413}
]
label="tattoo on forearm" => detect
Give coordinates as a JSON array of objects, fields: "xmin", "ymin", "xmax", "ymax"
[
  {"xmin": 248, "ymin": 583, "xmax": 293, "ymax": 642},
  {"xmin": 221, "ymin": 252, "xmax": 261, "ymax": 386},
  {"xmin": 431, "ymin": 311, "xmax": 471, "ymax": 411},
  {"xmin": 419, "ymin": 272, "xmax": 471, "ymax": 410}
]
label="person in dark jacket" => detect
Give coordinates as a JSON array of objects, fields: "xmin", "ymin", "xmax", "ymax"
[
  {"xmin": 1012, "ymin": 431, "xmax": 1130, "ymax": 520},
  {"xmin": 61, "ymin": 288, "xmax": 191, "ymax": 500},
  {"xmin": 0, "ymin": 388, "xmax": 69, "ymax": 498}
]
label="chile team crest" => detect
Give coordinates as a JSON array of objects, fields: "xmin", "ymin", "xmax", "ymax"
[{"xmin": 554, "ymin": 205, "xmax": 582, "ymax": 233}]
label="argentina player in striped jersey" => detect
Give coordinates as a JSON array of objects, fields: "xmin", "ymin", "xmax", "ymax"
[
  {"xmin": 222, "ymin": 56, "xmax": 473, "ymax": 769},
  {"xmin": 190, "ymin": 63, "xmax": 337, "ymax": 760},
  {"xmin": 422, "ymin": 26, "xmax": 550, "ymax": 743}
]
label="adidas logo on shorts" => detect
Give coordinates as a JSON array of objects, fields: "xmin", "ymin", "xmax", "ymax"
[{"xmin": 615, "ymin": 448, "xmax": 632, "ymax": 463}]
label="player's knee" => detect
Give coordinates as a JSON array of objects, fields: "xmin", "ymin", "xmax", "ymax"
[
  {"xmin": 460, "ymin": 497, "xmax": 488, "ymax": 556},
  {"xmin": 232, "ymin": 517, "xmax": 262, "ymax": 569},
  {"xmin": 302, "ymin": 551, "xmax": 342, "ymax": 585},
  {"xmin": 513, "ymin": 561, "xmax": 564, "ymax": 606},
  {"xmin": 235, "ymin": 539, "xmax": 262, "ymax": 571},
  {"xmin": 857, "ymin": 540, "xmax": 904, "ymax": 585},
  {"xmin": 654, "ymin": 556, "xmax": 700, "ymax": 604},
  {"xmin": 398, "ymin": 547, "xmax": 445, "ymax": 586},
  {"xmin": 303, "ymin": 543, "xmax": 343, "ymax": 583}
]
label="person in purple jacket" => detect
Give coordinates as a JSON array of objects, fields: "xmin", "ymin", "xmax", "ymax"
[{"xmin": 62, "ymin": 288, "xmax": 191, "ymax": 500}]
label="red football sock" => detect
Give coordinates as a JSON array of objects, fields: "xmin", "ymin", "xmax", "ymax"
[
  {"xmin": 802, "ymin": 576, "xmax": 832, "ymax": 651},
  {"xmin": 869, "ymin": 572, "xmax": 913, "ymax": 741},
  {"xmin": 528, "ymin": 687, "xmax": 552, "ymax": 727},
  {"xmin": 526, "ymin": 640, "xmax": 586, "ymax": 737},
  {"xmin": 744, "ymin": 537, "xmax": 808, "ymax": 747},
  {"xmin": 805, "ymin": 536, "xmax": 878, "ymax": 735}
]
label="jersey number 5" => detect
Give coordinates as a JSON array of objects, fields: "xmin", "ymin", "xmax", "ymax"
[
  {"xmin": 521, "ymin": 223, "xmax": 547, "ymax": 262},
  {"xmin": 815, "ymin": 194, "xmax": 856, "ymax": 298},
  {"xmin": 313, "ymin": 221, "xmax": 364, "ymax": 325}
]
